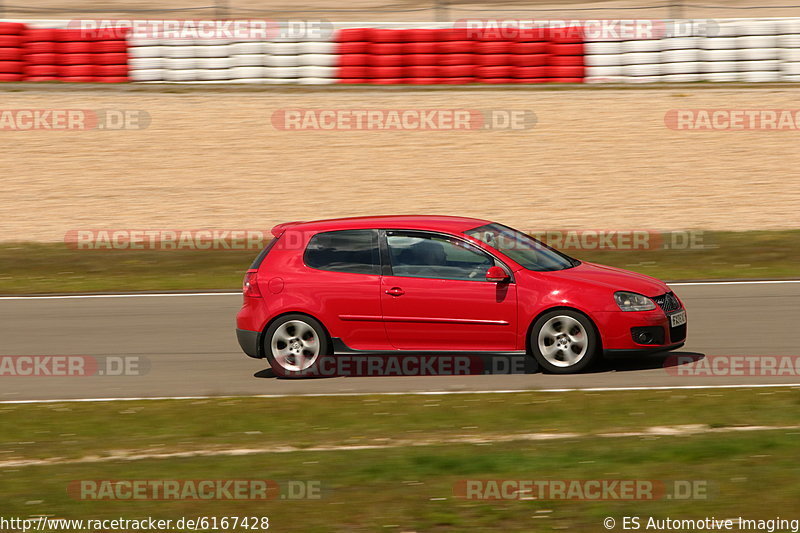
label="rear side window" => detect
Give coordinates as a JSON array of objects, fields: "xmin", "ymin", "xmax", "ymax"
[{"xmin": 304, "ymin": 230, "xmax": 380, "ymax": 275}]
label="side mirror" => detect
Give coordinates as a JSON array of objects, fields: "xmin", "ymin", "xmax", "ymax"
[{"xmin": 485, "ymin": 266, "xmax": 510, "ymax": 283}]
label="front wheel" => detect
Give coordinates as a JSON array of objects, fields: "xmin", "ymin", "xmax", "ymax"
[
  {"xmin": 263, "ymin": 314, "xmax": 330, "ymax": 378},
  {"xmin": 529, "ymin": 310, "xmax": 598, "ymax": 374}
]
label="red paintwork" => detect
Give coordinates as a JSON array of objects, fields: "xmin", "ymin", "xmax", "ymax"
[{"xmin": 236, "ymin": 215, "xmax": 684, "ymax": 353}]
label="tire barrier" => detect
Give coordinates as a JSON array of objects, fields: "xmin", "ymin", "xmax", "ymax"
[
  {"xmin": 5, "ymin": 19, "xmax": 800, "ymax": 83},
  {"xmin": 584, "ymin": 18, "xmax": 800, "ymax": 83},
  {"xmin": 0, "ymin": 21, "xmax": 26, "ymax": 82},
  {"xmin": 335, "ymin": 27, "xmax": 583, "ymax": 84},
  {"xmin": 129, "ymin": 35, "xmax": 338, "ymax": 84},
  {"xmin": 56, "ymin": 29, "xmax": 129, "ymax": 83},
  {"xmin": 0, "ymin": 23, "xmax": 128, "ymax": 82},
  {"xmin": 21, "ymin": 27, "xmax": 59, "ymax": 81}
]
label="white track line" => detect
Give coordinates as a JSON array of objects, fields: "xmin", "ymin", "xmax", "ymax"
[
  {"xmin": 2, "ymin": 383, "xmax": 800, "ymax": 404},
  {"xmin": 0, "ymin": 279, "xmax": 798, "ymax": 300}
]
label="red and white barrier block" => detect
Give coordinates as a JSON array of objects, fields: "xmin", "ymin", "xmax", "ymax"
[
  {"xmin": 0, "ymin": 22, "xmax": 26, "ymax": 81},
  {"xmin": 0, "ymin": 22, "xmax": 129, "ymax": 82},
  {"xmin": 6, "ymin": 18, "xmax": 800, "ymax": 84},
  {"xmin": 335, "ymin": 27, "xmax": 586, "ymax": 84}
]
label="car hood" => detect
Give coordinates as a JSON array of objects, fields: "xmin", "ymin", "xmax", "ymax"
[{"xmin": 537, "ymin": 261, "xmax": 670, "ymax": 297}]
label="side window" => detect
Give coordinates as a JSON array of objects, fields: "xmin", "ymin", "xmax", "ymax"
[
  {"xmin": 304, "ymin": 230, "xmax": 380, "ymax": 275},
  {"xmin": 386, "ymin": 232, "xmax": 496, "ymax": 281}
]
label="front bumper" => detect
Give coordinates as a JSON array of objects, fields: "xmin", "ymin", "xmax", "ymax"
[
  {"xmin": 236, "ymin": 328, "xmax": 261, "ymax": 358},
  {"xmin": 594, "ymin": 307, "xmax": 687, "ymax": 351}
]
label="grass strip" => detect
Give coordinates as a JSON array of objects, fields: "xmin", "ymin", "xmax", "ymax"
[
  {"xmin": 0, "ymin": 230, "xmax": 798, "ymax": 294},
  {"xmin": 2, "ymin": 388, "xmax": 799, "ymax": 462},
  {"xmin": 1, "ymin": 431, "xmax": 798, "ymax": 531}
]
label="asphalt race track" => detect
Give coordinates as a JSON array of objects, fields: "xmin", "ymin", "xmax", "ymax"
[{"xmin": 1, "ymin": 282, "xmax": 798, "ymax": 402}]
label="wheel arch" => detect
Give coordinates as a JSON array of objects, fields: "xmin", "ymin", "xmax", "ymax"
[
  {"xmin": 525, "ymin": 305, "xmax": 604, "ymax": 356},
  {"xmin": 258, "ymin": 311, "xmax": 333, "ymax": 358}
]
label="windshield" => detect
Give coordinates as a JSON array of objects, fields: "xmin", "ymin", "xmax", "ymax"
[{"xmin": 465, "ymin": 223, "xmax": 578, "ymax": 272}]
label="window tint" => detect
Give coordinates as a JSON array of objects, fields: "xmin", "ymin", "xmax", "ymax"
[
  {"xmin": 387, "ymin": 232, "xmax": 496, "ymax": 281},
  {"xmin": 304, "ymin": 230, "xmax": 380, "ymax": 275}
]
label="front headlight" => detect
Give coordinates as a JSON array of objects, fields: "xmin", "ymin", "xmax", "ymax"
[{"xmin": 614, "ymin": 291, "xmax": 656, "ymax": 312}]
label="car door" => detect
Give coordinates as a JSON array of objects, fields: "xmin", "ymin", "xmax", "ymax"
[
  {"xmin": 380, "ymin": 230, "xmax": 517, "ymax": 351},
  {"xmin": 301, "ymin": 229, "xmax": 391, "ymax": 350}
]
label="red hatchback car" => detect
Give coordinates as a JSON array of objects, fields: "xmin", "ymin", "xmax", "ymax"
[{"xmin": 236, "ymin": 216, "xmax": 687, "ymax": 375}]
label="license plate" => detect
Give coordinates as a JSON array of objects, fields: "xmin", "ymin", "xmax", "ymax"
[{"xmin": 670, "ymin": 310, "xmax": 687, "ymax": 328}]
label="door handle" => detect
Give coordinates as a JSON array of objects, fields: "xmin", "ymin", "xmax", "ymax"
[{"xmin": 385, "ymin": 287, "xmax": 405, "ymax": 297}]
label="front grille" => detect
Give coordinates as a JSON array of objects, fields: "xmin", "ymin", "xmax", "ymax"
[
  {"xmin": 653, "ymin": 292, "xmax": 681, "ymax": 313},
  {"xmin": 670, "ymin": 323, "xmax": 687, "ymax": 343}
]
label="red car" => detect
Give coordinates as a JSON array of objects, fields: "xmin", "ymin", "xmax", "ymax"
[{"xmin": 236, "ymin": 216, "xmax": 686, "ymax": 375}]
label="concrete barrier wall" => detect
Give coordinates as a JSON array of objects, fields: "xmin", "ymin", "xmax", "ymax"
[{"xmin": 4, "ymin": 19, "xmax": 800, "ymax": 83}]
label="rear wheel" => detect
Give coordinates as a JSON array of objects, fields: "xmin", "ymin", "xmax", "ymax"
[
  {"xmin": 530, "ymin": 310, "xmax": 598, "ymax": 374},
  {"xmin": 263, "ymin": 314, "xmax": 330, "ymax": 377}
]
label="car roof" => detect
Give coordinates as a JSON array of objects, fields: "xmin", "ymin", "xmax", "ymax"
[{"xmin": 275, "ymin": 215, "xmax": 492, "ymax": 235}]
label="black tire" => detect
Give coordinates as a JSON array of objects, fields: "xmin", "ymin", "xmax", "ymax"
[
  {"xmin": 263, "ymin": 314, "xmax": 330, "ymax": 378},
  {"xmin": 529, "ymin": 309, "xmax": 598, "ymax": 374}
]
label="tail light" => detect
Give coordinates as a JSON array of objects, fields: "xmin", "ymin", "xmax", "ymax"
[{"xmin": 243, "ymin": 269, "xmax": 262, "ymax": 297}]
